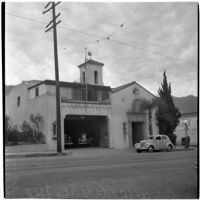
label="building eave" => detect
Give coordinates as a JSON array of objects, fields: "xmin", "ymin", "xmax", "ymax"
[
  {"xmin": 111, "ymin": 81, "xmax": 157, "ymax": 98},
  {"xmin": 77, "ymin": 59, "xmax": 104, "ymax": 68},
  {"xmin": 28, "ymin": 80, "xmax": 111, "ymax": 91}
]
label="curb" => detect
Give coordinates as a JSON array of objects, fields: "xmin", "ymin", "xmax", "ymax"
[
  {"xmin": 130, "ymin": 147, "xmax": 196, "ymax": 153},
  {"xmin": 5, "ymin": 147, "xmax": 196, "ymax": 159},
  {"xmin": 173, "ymin": 147, "xmax": 196, "ymax": 152},
  {"xmin": 5, "ymin": 152, "xmax": 71, "ymax": 159}
]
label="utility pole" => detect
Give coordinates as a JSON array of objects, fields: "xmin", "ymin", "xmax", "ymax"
[
  {"xmin": 43, "ymin": 2, "xmax": 62, "ymax": 153},
  {"xmin": 84, "ymin": 48, "xmax": 88, "ymax": 105}
]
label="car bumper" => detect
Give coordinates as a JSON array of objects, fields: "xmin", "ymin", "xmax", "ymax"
[{"xmin": 135, "ymin": 143, "xmax": 148, "ymax": 150}]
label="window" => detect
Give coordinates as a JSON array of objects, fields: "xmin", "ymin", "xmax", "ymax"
[
  {"xmin": 35, "ymin": 87, "xmax": 39, "ymax": 97},
  {"xmin": 162, "ymin": 135, "xmax": 168, "ymax": 140},
  {"xmin": 52, "ymin": 121, "xmax": 57, "ymax": 139},
  {"xmin": 94, "ymin": 71, "xmax": 98, "ymax": 84},
  {"xmin": 83, "ymin": 72, "xmax": 86, "ymax": 83},
  {"xmin": 73, "ymin": 88, "xmax": 82, "ymax": 100},
  {"xmin": 156, "ymin": 136, "xmax": 161, "ymax": 140},
  {"xmin": 87, "ymin": 89, "xmax": 97, "ymax": 101},
  {"xmin": 17, "ymin": 96, "xmax": 20, "ymax": 107},
  {"xmin": 123, "ymin": 122, "xmax": 127, "ymax": 134},
  {"xmin": 102, "ymin": 91, "xmax": 109, "ymax": 101}
]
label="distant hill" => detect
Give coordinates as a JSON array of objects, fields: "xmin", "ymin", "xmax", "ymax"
[{"xmin": 173, "ymin": 95, "xmax": 197, "ymax": 114}]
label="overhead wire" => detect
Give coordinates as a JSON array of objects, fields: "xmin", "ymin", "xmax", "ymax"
[
  {"xmin": 107, "ymin": 38, "xmax": 196, "ymax": 66},
  {"xmin": 6, "ymin": 12, "xmax": 196, "ymax": 66},
  {"xmin": 106, "ymin": 3, "xmax": 146, "ymax": 39}
]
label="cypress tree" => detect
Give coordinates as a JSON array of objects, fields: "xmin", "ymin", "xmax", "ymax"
[{"xmin": 156, "ymin": 71, "xmax": 181, "ymax": 143}]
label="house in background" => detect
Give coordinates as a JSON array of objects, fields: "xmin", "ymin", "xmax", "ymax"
[
  {"xmin": 5, "ymin": 59, "xmax": 159, "ymax": 151},
  {"xmin": 175, "ymin": 112, "xmax": 197, "ymax": 146}
]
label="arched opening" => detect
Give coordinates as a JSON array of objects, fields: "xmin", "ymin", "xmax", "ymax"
[{"xmin": 94, "ymin": 71, "xmax": 98, "ymax": 84}]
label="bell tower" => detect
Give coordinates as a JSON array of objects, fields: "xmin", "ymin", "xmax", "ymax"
[{"xmin": 78, "ymin": 59, "xmax": 104, "ymax": 85}]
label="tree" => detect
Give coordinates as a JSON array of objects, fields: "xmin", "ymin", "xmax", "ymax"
[
  {"xmin": 5, "ymin": 115, "xmax": 12, "ymax": 144},
  {"xmin": 29, "ymin": 113, "xmax": 43, "ymax": 133},
  {"xmin": 156, "ymin": 71, "xmax": 181, "ymax": 143},
  {"xmin": 140, "ymin": 98, "xmax": 158, "ymax": 136},
  {"xmin": 29, "ymin": 114, "xmax": 44, "ymax": 143},
  {"xmin": 132, "ymin": 98, "xmax": 159, "ymax": 136}
]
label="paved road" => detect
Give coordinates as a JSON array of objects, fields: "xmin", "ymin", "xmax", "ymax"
[{"xmin": 5, "ymin": 148, "xmax": 198, "ymax": 198}]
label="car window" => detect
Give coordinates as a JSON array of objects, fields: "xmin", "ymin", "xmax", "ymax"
[
  {"xmin": 156, "ymin": 136, "xmax": 161, "ymax": 140},
  {"xmin": 149, "ymin": 136, "xmax": 154, "ymax": 140},
  {"xmin": 162, "ymin": 135, "xmax": 168, "ymax": 140}
]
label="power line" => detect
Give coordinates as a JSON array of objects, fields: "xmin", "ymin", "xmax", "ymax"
[
  {"xmin": 6, "ymin": 12, "xmax": 196, "ymax": 66},
  {"xmin": 108, "ymin": 38, "xmax": 195, "ymax": 66},
  {"xmin": 6, "ymin": 13, "xmax": 47, "ymax": 24},
  {"xmin": 6, "ymin": 13, "xmax": 105, "ymax": 40},
  {"xmin": 106, "ymin": 3, "xmax": 146, "ymax": 39}
]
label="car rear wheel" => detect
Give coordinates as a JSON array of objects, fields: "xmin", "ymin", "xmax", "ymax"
[
  {"xmin": 148, "ymin": 145, "xmax": 154, "ymax": 152},
  {"xmin": 167, "ymin": 144, "xmax": 173, "ymax": 151},
  {"xmin": 136, "ymin": 149, "xmax": 142, "ymax": 153}
]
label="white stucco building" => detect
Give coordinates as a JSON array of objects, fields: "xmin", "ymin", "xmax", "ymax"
[{"xmin": 6, "ymin": 59, "xmax": 159, "ymax": 151}]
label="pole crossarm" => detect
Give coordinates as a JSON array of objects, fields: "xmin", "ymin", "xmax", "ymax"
[
  {"xmin": 43, "ymin": 2, "xmax": 61, "ymax": 14},
  {"xmin": 44, "ymin": 2, "xmax": 51, "ymax": 9},
  {"xmin": 45, "ymin": 20, "xmax": 61, "ymax": 32},
  {"xmin": 46, "ymin": 12, "xmax": 61, "ymax": 29}
]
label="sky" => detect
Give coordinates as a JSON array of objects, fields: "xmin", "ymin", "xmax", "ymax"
[{"xmin": 5, "ymin": 2, "xmax": 198, "ymax": 97}]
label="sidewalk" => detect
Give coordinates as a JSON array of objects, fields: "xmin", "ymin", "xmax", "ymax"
[
  {"xmin": 173, "ymin": 145, "xmax": 196, "ymax": 151},
  {"xmin": 5, "ymin": 146, "xmax": 196, "ymax": 159},
  {"xmin": 5, "ymin": 151, "xmax": 70, "ymax": 159}
]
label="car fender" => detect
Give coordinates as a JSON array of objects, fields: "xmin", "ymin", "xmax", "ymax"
[
  {"xmin": 144, "ymin": 142, "xmax": 155, "ymax": 149},
  {"xmin": 167, "ymin": 142, "xmax": 174, "ymax": 148}
]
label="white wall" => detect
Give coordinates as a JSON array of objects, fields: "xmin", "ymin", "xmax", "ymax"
[
  {"xmin": 80, "ymin": 63, "xmax": 104, "ymax": 85},
  {"xmin": 6, "ymin": 81, "xmax": 58, "ymax": 151},
  {"xmin": 6, "ymin": 82, "xmax": 32, "ymax": 128},
  {"xmin": 110, "ymin": 82, "xmax": 159, "ymax": 149},
  {"xmin": 29, "ymin": 84, "xmax": 47, "ymax": 99}
]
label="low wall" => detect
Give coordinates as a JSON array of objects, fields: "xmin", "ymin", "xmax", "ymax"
[{"xmin": 5, "ymin": 144, "xmax": 50, "ymax": 153}]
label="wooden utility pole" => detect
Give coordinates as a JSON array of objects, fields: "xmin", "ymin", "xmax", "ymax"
[
  {"xmin": 85, "ymin": 48, "xmax": 88, "ymax": 104},
  {"xmin": 43, "ymin": 2, "xmax": 62, "ymax": 153}
]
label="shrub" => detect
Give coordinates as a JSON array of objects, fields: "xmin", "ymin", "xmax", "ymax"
[
  {"xmin": 20, "ymin": 120, "xmax": 34, "ymax": 143},
  {"xmin": 5, "ymin": 115, "xmax": 12, "ymax": 144},
  {"xmin": 8, "ymin": 126, "xmax": 19, "ymax": 145},
  {"xmin": 33, "ymin": 132, "xmax": 45, "ymax": 144}
]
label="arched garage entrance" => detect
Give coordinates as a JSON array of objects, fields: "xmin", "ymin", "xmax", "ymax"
[{"xmin": 64, "ymin": 115, "xmax": 109, "ymax": 148}]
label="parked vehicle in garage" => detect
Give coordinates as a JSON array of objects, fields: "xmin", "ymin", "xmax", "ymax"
[
  {"xmin": 64, "ymin": 136, "xmax": 74, "ymax": 147},
  {"xmin": 78, "ymin": 133, "xmax": 93, "ymax": 147},
  {"xmin": 135, "ymin": 135, "xmax": 174, "ymax": 153}
]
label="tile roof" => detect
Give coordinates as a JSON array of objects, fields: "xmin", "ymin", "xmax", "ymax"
[{"xmin": 78, "ymin": 59, "xmax": 104, "ymax": 68}]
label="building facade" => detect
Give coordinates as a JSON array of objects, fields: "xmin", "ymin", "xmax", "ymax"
[{"xmin": 6, "ymin": 59, "xmax": 159, "ymax": 150}]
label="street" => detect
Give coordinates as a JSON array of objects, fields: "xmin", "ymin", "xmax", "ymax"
[{"xmin": 5, "ymin": 148, "xmax": 198, "ymax": 198}]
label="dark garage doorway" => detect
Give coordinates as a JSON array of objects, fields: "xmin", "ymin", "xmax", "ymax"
[
  {"xmin": 64, "ymin": 115, "xmax": 109, "ymax": 148},
  {"xmin": 132, "ymin": 122, "xmax": 145, "ymax": 145}
]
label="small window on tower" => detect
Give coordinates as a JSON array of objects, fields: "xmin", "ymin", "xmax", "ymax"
[
  {"xmin": 83, "ymin": 72, "xmax": 86, "ymax": 83},
  {"xmin": 35, "ymin": 87, "xmax": 39, "ymax": 97},
  {"xmin": 17, "ymin": 96, "xmax": 20, "ymax": 107},
  {"xmin": 94, "ymin": 71, "xmax": 98, "ymax": 84}
]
